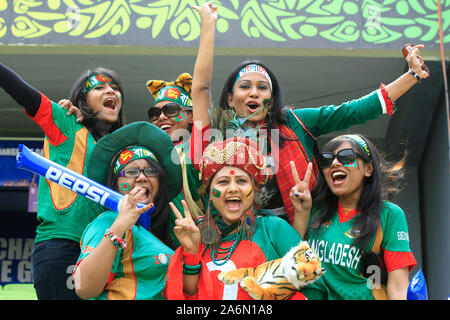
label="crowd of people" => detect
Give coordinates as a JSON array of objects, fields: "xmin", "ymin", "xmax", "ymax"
[{"xmin": 0, "ymin": 2, "xmax": 428, "ymax": 300}]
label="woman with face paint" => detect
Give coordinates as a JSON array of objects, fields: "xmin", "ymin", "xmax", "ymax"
[
  {"xmin": 291, "ymin": 134, "xmax": 416, "ymax": 300},
  {"xmin": 191, "ymin": 2, "xmax": 429, "ymax": 227},
  {"xmin": 146, "ymin": 73, "xmax": 194, "ymax": 143},
  {"xmin": 0, "ymin": 63, "xmax": 125, "ymax": 299},
  {"xmin": 164, "ymin": 137, "xmax": 328, "ymax": 300},
  {"xmin": 73, "ymin": 122, "xmax": 181, "ymax": 300},
  {"xmin": 146, "ymin": 74, "xmax": 206, "ymax": 246}
]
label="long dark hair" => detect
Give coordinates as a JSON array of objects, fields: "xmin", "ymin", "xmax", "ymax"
[
  {"xmin": 309, "ymin": 135, "xmax": 405, "ymax": 251},
  {"xmin": 68, "ymin": 67, "xmax": 125, "ymax": 141},
  {"xmin": 107, "ymin": 158, "xmax": 176, "ymax": 250}
]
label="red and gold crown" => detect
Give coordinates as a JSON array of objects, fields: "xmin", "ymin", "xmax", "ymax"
[{"xmin": 200, "ymin": 137, "xmax": 272, "ymax": 185}]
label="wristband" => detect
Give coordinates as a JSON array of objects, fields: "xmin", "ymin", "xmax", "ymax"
[
  {"xmin": 182, "ymin": 249, "xmax": 202, "ymax": 275},
  {"xmin": 105, "ymin": 228, "xmax": 127, "ymax": 249},
  {"xmin": 182, "ymin": 262, "xmax": 202, "ymax": 275},
  {"xmin": 408, "ymin": 69, "xmax": 422, "ymax": 82},
  {"xmin": 379, "ymin": 83, "xmax": 394, "ymax": 115},
  {"xmin": 182, "ymin": 249, "xmax": 201, "ymax": 265}
]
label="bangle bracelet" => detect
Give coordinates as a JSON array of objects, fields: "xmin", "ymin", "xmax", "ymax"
[
  {"xmin": 408, "ymin": 69, "xmax": 421, "ymax": 82},
  {"xmin": 105, "ymin": 228, "xmax": 127, "ymax": 249},
  {"xmin": 182, "ymin": 262, "xmax": 202, "ymax": 275}
]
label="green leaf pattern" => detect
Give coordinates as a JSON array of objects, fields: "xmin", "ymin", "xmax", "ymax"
[{"xmin": 0, "ymin": 0, "xmax": 447, "ymax": 45}]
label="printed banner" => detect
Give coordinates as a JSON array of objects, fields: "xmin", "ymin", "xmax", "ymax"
[
  {"xmin": 0, "ymin": 0, "xmax": 446, "ymax": 49},
  {"xmin": 0, "ymin": 212, "xmax": 37, "ymax": 285},
  {"xmin": 0, "ymin": 139, "xmax": 43, "ymax": 187}
]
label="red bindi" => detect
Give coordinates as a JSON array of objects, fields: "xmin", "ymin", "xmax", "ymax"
[{"xmin": 229, "ymin": 170, "xmax": 235, "ymax": 175}]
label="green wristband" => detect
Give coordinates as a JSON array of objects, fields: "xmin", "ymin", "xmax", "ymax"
[{"xmin": 182, "ymin": 262, "xmax": 202, "ymax": 275}]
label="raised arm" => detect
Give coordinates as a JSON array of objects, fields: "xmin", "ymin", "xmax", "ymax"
[
  {"xmin": 0, "ymin": 63, "xmax": 42, "ymax": 117},
  {"xmin": 191, "ymin": 2, "xmax": 217, "ymax": 129},
  {"xmin": 385, "ymin": 44, "xmax": 429, "ymax": 102}
]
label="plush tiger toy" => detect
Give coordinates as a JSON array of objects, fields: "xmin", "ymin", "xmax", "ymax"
[{"xmin": 218, "ymin": 241, "xmax": 325, "ymax": 300}]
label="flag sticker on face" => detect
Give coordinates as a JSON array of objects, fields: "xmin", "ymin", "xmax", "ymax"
[
  {"xmin": 344, "ymin": 159, "xmax": 357, "ymax": 167},
  {"xmin": 211, "ymin": 188, "xmax": 221, "ymax": 198},
  {"xmin": 174, "ymin": 113, "xmax": 185, "ymax": 122},
  {"xmin": 120, "ymin": 183, "xmax": 130, "ymax": 191}
]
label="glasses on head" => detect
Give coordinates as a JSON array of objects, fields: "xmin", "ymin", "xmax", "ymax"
[
  {"xmin": 117, "ymin": 167, "xmax": 159, "ymax": 178},
  {"xmin": 147, "ymin": 103, "xmax": 183, "ymax": 121},
  {"xmin": 318, "ymin": 148, "xmax": 364, "ymax": 168}
]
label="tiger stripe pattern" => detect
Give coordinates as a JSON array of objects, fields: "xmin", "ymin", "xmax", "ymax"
[{"xmin": 218, "ymin": 241, "xmax": 325, "ymax": 300}]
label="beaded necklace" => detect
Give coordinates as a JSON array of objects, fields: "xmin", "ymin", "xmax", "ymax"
[{"xmin": 210, "ymin": 231, "xmax": 242, "ymax": 266}]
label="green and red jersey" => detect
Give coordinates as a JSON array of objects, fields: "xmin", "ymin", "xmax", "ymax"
[
  {"xmin": 165, "ymin": 214, "xmax": 328, "ymax": 300},
  {"xmin": 307, "ymin": 201, "xmax": 416, "ymax": 300},
  {"xmin": 28, "ymin": 93, "xmax": 104, "ymax": 243},
  {"xmin": 76, "ymin": 210, "xmax": 174, "ymax": 300},
  {"xmin": 277, "ymin": 88, "xmax": 393, "ymax": 224}
]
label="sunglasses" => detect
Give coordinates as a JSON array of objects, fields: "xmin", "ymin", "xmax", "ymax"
[
  {"xmin": 147, "ymin": 103, "xmax": 184, "ymax": 121},
  {"xmin": 318, "ymin": 148, "xmax": 364, "ymax": 168},
  {"xmin": 117, "ymin": 167, "xmax": 159, "ymax": 178}
]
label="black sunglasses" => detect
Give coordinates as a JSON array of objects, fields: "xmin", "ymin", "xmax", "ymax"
[
  {"xmin": 318, "ymin": 148, "xmax": 364, "ymax": 168},
  {"xmin": 147, "ymin": 103, "xmax": 183, "ymax": 121}
]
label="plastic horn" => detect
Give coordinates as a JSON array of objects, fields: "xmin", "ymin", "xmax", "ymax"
[{"xmin": 15, "ymin": 144, "xmax": 153, "ymax": 229}]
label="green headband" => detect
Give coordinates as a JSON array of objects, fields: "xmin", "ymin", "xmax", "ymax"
[
  {"xmin": 82, "ymin": 74, "xmax": 117, "ymax": 96},
  {"xmin": 155, "ymin": 86, "xmax": 192, "ymax": 109},
  {"xmin": 113, "ymin": 146, "xmax": 159, "ymax": 175},
  {"xmin": 345, "ymin": 135, "xmax": 371, "ymax": 158}
]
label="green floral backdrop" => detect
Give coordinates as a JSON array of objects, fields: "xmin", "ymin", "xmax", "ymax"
[{"xmin": 0, "ymin": 0, "xmax": 448, "ymax": 48}]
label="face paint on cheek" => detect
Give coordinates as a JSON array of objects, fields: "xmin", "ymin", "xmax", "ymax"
[
  {"xmin": 174, "ymin": 113, "xmax": 185, "ymax": 122},
  {"xmin": 120, "ymin": 183, "xmax": 130, "ymax": 192},
  {"xmin": 211, "ymin": 188, "xmax": 221, "ymax": 198},
  {"xmin": 263, "ymin": 98, "xmax": 272, "ymax": 109},
  {"xmin": 344, "ymin": 160, "xmax": 357, "ymax": 168},
  {"xmin": 245, "ymin": 187, "xmax": 253, "ymax": 199}
]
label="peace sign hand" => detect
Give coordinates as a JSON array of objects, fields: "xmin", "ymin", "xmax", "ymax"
[
  {"xmin": 170, "ymin": 200, "xmax": 201, "ymax": 254},
  {"xmin": 289, "ymin": 161, "xmax": 313, "ymax": 216}
]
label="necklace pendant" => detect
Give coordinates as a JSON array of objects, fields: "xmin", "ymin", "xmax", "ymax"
[{"xmin": 201, "ymin": 226, "xmax": 218, "ymax": 246}]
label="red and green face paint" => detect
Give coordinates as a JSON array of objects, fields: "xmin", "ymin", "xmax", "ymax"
[
  {"xmin": 174, "ymin": 113, "xmax": 185, "ymax": 122},
  {"xmin": 211, "ymin": 188, "xmax": 221, "ymax": 198},
  {"xmin": 120, "ymin": 183, "xmax": 130, "ymax": 192}
]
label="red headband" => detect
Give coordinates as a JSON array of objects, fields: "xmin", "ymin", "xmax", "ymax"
[{"xmin": 200, "ymin": 137, "xmax": 272, "ymax": 185}]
